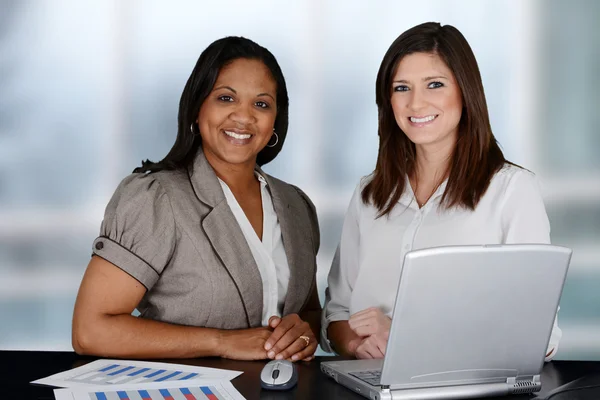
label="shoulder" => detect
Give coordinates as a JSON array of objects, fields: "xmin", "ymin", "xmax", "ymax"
[
  {"xmin": 494, "ymin": 162, "xmax": 535, "ymax": 179},
  {"xmin": 291, "ymin": 184, "xmax": 317, "ymax": 213},
  {"xmin": 485, "ymin": 163, "xmax": 545, "ymax": 209},
  {"xmin": 106, "ymin": 170, "xmax": 187, "ymax": 218},
  {"xmin": 263, "ymin": 173, "xmax": 320, "ymax": 248},
  {"xmin": 357, "ymin": 173, "xmax": 374, "ymax": 190},
  {"xmin": 350, "ymin": 174, "xmax": 375, "ymax": 211},
  {"xmin": 263, "ymin": 173, "xmax": 317, "ymax": 212},
  {"xmin": 490, "ymin": 163, "xmax": 540, "ymax": 192},
  {"xmin": 121, "ymin": 167, "xmax": 191, "ymax": 194},
  {"xmin": 110, "ymin": 172, "xmax": 166, "ymax": 206}
]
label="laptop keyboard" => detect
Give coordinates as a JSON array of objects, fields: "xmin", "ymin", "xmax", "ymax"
[{"xmin": 349, "ymin": 369, "xmax": 382, "ymax": 386}]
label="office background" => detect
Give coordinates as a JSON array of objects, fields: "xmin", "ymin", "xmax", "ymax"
[{"xmin": 1, "ymin": 0, "xmax": 598, "ymax": 359}]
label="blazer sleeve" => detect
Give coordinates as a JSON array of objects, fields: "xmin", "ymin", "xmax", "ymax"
[
  {"xmin": 500, "ymin": 169, "xmax": 561, "ymax": 361},
  {"xmin": 321, "ymin": 183, "xmax": 362, "ymax": 353},
  {"xmin": 92, "ymin": 173, "xmax": 177, "ymax": 290}
]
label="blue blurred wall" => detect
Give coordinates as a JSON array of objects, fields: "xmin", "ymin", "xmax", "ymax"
[{"xmin": 0, "ymin": 0, "xmax": 598, "ymax": 359}]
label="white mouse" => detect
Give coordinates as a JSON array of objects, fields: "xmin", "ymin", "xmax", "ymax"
[{"xmin": 260, "ymin": 359, "xmax": 298, "ymax": 390}]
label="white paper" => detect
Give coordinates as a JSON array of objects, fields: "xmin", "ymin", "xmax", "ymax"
[
  {"xmin": 53, "ymin": 379, "xmax": 246, "ymax": 400},
  {"xmin": 32, "ymin": 359, "xmax": 242, "ymax": 388}
]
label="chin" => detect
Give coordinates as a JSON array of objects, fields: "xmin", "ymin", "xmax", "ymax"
[
  {"xmin": 220, "ymin": 152, "xmax": 257, "ymax": 166},
  {"xmin": 404, "ymin": 134, "xmax": 438, "ymax": 146},
  {"xmin": 404, "ymin": 128, "xmax": 453, "ymax": 146}
]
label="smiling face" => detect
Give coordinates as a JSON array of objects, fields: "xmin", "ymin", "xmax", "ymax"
[
  {"xmin": 197, "ymin": 58, "xmax": 278, "ymax": 170},
  {"xmin": 390, "ymin": 52, "xmax": 463, "ymax": 151}
]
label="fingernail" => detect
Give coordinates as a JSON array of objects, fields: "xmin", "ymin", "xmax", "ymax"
[
  {"xmin": 265, "ymin": 343, "xmax": 272, "ymax": 351},
  {"xmin": 268, "ymin": 351, "xmax": 275, "ymax": 358},
  {"xmin": 275, "ymin": 354, "xmax": 283, "ymax": 360},
  {"xmin": 292, "ymin": 355, "xmax": 298, "ymax": 361}
]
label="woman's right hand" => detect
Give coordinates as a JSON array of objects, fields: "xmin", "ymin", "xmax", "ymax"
[
  {"xmin": 219, "ymin": 327, "xmax": 273, "ymax": 360},
  {"xmin": 348, "ymin": 307, "xmax": 391, "ymax": 337},
  {"xmin": 354, "ymin": 331, "xmax": 389, "ymax": 359},
  {"xmin": 347, "ymin": 307, "xmax": 392, "ymax": 359}
]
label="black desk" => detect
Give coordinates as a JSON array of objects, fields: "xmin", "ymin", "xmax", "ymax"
[{"xmin": 2, "ymin": 351, "xmax": 600, "ymax": 399}]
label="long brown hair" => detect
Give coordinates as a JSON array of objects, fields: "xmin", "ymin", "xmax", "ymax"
[{"xmin": 362, "ymin": 22, "xmax": 508, "ymax": 217}]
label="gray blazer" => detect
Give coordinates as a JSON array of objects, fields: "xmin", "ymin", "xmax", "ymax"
[{"xmin": 92, "ymin": 150, "xmax": 319, "ymax": 329}]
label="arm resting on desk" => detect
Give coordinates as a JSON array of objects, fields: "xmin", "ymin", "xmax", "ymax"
[
  {"xmin": 327, "ymin": 320, "xmax": 362, "ymax": 357},
  {"xmin": 72, "ymin": 256, "xmax": 272, "ymax": 360}
]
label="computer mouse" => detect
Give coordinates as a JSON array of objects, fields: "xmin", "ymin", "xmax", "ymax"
[{"xmin": 260, "ymin": 359, "xmax": 298, "ymax": 391}]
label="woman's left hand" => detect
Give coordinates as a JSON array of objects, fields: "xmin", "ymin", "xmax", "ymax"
[{"xmin": 264, "ymin": 314, "xmax": 317, "ymax": 362}]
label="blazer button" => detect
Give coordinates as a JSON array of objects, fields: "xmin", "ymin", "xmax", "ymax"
[{"xmin": 95, "ymin": 241, "xmax": 104, "ymax": 250}]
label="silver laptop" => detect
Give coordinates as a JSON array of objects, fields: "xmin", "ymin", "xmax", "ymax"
[{"xmin": 321, "ymin": 244, "xmax": 572, "ymax": 400}]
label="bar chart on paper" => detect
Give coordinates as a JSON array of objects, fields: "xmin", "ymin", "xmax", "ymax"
[
  {"xmin": 53, "ymin": 381, "xmax": 246, "ymax": 400},
  {"xmin": 89, "ymin": 386, "xmax": 227, "ymax": 400},
  {"xmin": 66, "ymin": 363, "xmax": 201, "ymax": 385},
  {"xmin": 32, "ymin": 360, "xmax": 242, "ymax": 388}
]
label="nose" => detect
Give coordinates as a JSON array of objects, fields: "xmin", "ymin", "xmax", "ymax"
[
  {"xmin": 407, "ymin": 88, "xmax": 427, "ymax": 113},
  {"xmin": 229, "ymin": 102, "xmax": 256, "ymax": 125}
]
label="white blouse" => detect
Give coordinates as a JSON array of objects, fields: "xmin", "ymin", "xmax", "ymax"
[
  {"xmin": 218, "ymin": 173, "xmax": 290, "ymax": 327},
  {"xmin": 322, "ymin": 164, "xmax": 562, "ymax": 360}
]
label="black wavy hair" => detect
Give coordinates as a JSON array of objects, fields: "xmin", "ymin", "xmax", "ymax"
[{"xmin": 134, "ymin": 36, "xmax": 289, "ymax": 173}]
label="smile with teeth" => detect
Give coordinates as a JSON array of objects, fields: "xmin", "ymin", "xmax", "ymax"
[
  {"xmin": 409, "ymin": 115, "xmax": 437, "ymax": 123},
  {"xmin": 224, "ymin": 130, "xmax": 252, "ymax": 140}
]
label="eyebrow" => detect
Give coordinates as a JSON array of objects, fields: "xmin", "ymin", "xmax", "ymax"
[
  {"xmin": 213, "ymin": 85, "xmax": 236, "ymax": 93},
  {"xmin": 257, "ymin": 92, "xmax": 276, "ymax": 101},
  {"xmin": 393, "ymin": 75, "xmax": 449, "ymax": 84},
  {"xmin": 213, "ymin": 85, "xmax": 275, "ymax": 101}
]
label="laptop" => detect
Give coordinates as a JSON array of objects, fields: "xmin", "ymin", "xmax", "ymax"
[{"xmin": 321, "ymin": 244, "xmax": 572, "ymax": 400}]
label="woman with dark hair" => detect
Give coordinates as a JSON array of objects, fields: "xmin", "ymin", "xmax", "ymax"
[
  {"xmin": 72, "ymin": 37, "xmax": 321, "ymax": 361},
  {"xmin": 322, "ymin": 22, "xmax": 561, "ymax": 361}
]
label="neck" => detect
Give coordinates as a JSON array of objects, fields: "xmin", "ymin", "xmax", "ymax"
[
  {"xmin": 203, "ymin": 149, "xmax": 258, "ymax": 193},
  {"xmin": 414, "ymin": 138, "xmax": 455, "ymax": 183}
]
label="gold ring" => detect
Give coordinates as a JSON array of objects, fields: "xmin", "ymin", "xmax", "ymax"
[{"xmin": 299, "ymin": 335, "xmax": 310, "ymax": 347}]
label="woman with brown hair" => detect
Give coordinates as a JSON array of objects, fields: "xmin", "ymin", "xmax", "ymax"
[{"xmin": 322, "ymin": 22, "xmax": 561, "ymax": 361}]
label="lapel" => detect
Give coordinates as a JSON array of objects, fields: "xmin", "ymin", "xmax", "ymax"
[
  {"xmin": 188, "ymin": 150, "xmax": 263, "ymax": 328},
  {"xmin": 258, "ymin": 166, "xmax": 316, "ymax": 316}
]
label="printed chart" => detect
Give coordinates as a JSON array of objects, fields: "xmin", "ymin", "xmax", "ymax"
[
  {"xmin": 53, "ymin": 380, "xmax": 246, "ymax": 400},
  {"xmin": 32, "ymin": 360, "xmax": 242, "ymax": 388}
]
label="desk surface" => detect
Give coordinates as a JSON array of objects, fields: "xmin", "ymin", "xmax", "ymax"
[{"xmin": 2, "ymin": 351, "xmax": 600, "ymax": 399}]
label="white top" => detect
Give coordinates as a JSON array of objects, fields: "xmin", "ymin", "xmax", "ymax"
[
  {"xmin": 218, "ymin": 172, "xmax": 290, "ymax": 326},
  {"xmin": 322, "ymin": 164, "xmax": 562, "ymax": 360}
]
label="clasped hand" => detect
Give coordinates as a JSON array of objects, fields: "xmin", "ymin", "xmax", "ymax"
[
  {"xmin": 348, "ymin": 307, "xmax": 391, "ymax": 359},
  {"xmin": 263, "ymin": 314, "xmax": 317, "ymax": 362},
  {"xmin": 219, "ymin": 314, "xmax": 315, "ymax": 361}
]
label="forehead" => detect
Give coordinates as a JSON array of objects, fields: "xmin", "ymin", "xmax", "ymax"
[
  {"xmin": 393, "ymin": 52, "xmax": 454, "ymax": 79},
  {"xmin": 215, "ymin": 58, "xmax": 277, "ymax": 92}
]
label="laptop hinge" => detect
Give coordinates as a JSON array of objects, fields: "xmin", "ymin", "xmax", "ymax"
[
  {"xmin": 381, "ymin": 385, "xmax": 390, "ymax": 390},
  {"xmin": 507, "ymin": 376, "xmax": 542, "ymax": 394},
  {"xmin": 507, "ymin": 376, "xmax": 539, "ymax": 384}
]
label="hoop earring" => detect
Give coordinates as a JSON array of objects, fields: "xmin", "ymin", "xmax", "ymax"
[
  {"xmin": 190, "ymin": 122, "xmax": 195, "ymax": 133},
  {"xmin": 266, "ymin": 131, "xmax": 279, "ymax": 148}
]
